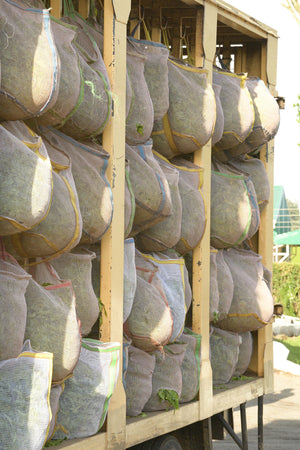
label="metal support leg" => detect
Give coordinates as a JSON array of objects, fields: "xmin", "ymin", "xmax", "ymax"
[
  {"xmin": 216, "ymin": 413, "xmax": 243, "ymax": 449},
  {"xmin": 258, "ymin": 395, "xmax": 264, "ymax": 450},
  {"xmin": 240, "ymin": 403, "xmax": 248, "ymax": 450}
]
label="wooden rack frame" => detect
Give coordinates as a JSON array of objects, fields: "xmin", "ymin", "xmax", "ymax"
[{"xmin": 47, "ymin": 0, "xmax": 278, "ymax": 448}]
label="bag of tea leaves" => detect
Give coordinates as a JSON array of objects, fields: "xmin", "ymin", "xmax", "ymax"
[
  {"xmin": 212, "ymin": 69, "xmax": 254, "ymax": 159},
  {"xmin": 210, "ymin": 326, "xmax": 241, "ymax": 384},
  {"xmin": 0, "ymin": 340, "xmax": 53, "ymax": 450},
  {"xmin": 0, "ymin": 0, "xmax": 59, "ymax": 120},
  {"xmin": 125, "ymin": 160, "xmax": 136, "ymax": 238},
  {"xmin": 233, "ymin": 332, "xmax": 253, "ymax": 377},
  {"xmin": 124, "ymin": 274, "xmax": 173, "ymax": 353},
  {"xmin": 50, "ymin": 248, "xmax": 99, "ymax": 336},
  {"xmin": 46, "ymin": 383, "xmax": 64, "ymax": 442},
  {"xmin": 228, "ymin": 155, "xmax": 270, "ymax": 213},
  {"xmin": 0, "ymin": 122, "xmax": 52, "ymax": 236},
  {"xmin": 143, "ymin": 342, "xmax": 187, "ymax": 411},
  {"xmin": 212, "ymin": 83, "xmax": 224, "ymax": 145},
  {"xmin": 215, "ymin": 248, "xmax": 274, "ymax": 332},
  {"xmin": 125, "ymin": 344, "xmax": 156, "ymax": 416},
  {"xmin": 168, "ymin": 157, "xmax": 206, "ymax": 255},
  {"xmin": 126, "ymin": 39, "xmax": 154, "ymax": 145},
  {"xmin": 152, "ymin": 59, "xmax": 216, "ymax": 158},
  {"xmin": 25, "ymin": 263, "xmax": 81, "ymax": 382},
  {"xmin": 210, "ymin": 160, "xmax": 259, "ymax": 248},
  {"xmin": 0, "ymin": 251, "xmax": 30, "ymax": 361},
  {"xmin": 136, "ymin": 154, "xmax": 182, "ymax": 252},
  {"xmin": 135, "ymin": 251, "xmax": 186, "ymax": 343},
  {"xmin": 126, "ymin": 142, "xmax": 172, "ymax": 235},
  {"xmin": 128, "ymin": 37, "xmax": 169, "ymax": 121},
  {"xmin": 53, "ymin": 339, "xmax": 120, "ymax": 440},
  {"xmin": 222, "ymin": 77, "xmax": 280, "ymax": 158},
  {"xmin": 179, "ymin": 329, "xmax": 202, "ymax": 403},
  {"xmin": 40, "ymin": 128, "xmax": 113, "ymax": 245},
  {"xmin": 216, "ymin": 249, "xmax": 233, "ymax": 319},
  {"xmin": 210, "ymin": 248, "xmax": 220, "ymax": 323},
  {"xmin": 36, "ymin": 17, "xmax": 111, "ymax": 140},
  {"xmin": 123, "ymin": 238, "xmax": 137, "ymax": 323}
]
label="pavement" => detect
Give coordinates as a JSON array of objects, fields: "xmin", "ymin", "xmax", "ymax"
[{"xmin": 212, "ymin": 342, "xmax": 300, "ymax": 450}]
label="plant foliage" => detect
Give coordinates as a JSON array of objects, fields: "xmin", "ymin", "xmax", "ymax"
[{"xmin": 273, "ymin": 263, "xmax": 300, "ymax": 317}]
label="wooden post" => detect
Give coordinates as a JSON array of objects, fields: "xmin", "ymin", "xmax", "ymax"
[
  {"xmin": 102, "ymin": 0, "xmax": 130, "ymax": 447},
  {"xmin": 78, "ymin": 0, "xmax": 90, "ymax": 18},
  {"xmin": 193, "ymin": 0, "xmax": 217, "ymax": 421},
  {"xmin": 151, "ymin": 0, "xmax": 162, "ymax": 43},
  {"xmin": 49, "ymin": 0, "xmax": 62, "ymax": 18}
]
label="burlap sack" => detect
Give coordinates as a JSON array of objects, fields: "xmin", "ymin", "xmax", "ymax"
[
  {"xmin": 228, "ymin": 155, "xmax": 270, "ymax": 213},
  {"xmin": 210, "ymin": 160, "xmax": 259, "ymax": 248},
  {"xmin": 212, "ymin": 69, "xmax": 254, "ymax": 159},
  {"xmin": 124, "ymin": 160, "xmax": 136, "ymax": 238},
  {"xmin": 0, "ymin": 0, "xmax": 59, "ymax": 120},
  {"xmin": 0, "ymin": 340, "xmax": 53, "ymax": 450},
  {"xmin": 143, "ymin": 342, "xmax": 187, "ymax": 411},
  {"xmin": 40, "ymin": 128, "xmax": 113, "ymax": 245},
  {"xmin": 128, "ymin": 37, "xmax": 169, "ymax": 121},
  {"xmin": 53, "ymin": 339, "xmax": 120, "ymax": 440},
  {"xmin": 25, "ymin": 263, "xmax": 81, "ymax": 383},
  {"xmin": 152, "ymin": 59, "xmax": 216, "ymax": 158},
  {"xmin": 0, "ymin": 250, "xmax": 31, "ymax": 361},
  {"xmin": 210, "ymin": 326, "xmax": 241, "ymax": 384},
  {"xmin": 125, "ymin": 345, "xmax": 156, "ymax": 416},
  {"xmin": 216, "ymin": 249, "xmax": 233, "ymax": 319},
  {"xmin": 0, "ymin": 122, "xmax": 52, "ymax": 236},
  {"xmin": 126, "ymin": 39, "xmax": 154, "ymax": 145},
  {"xmin": 222, "ymin": 77, "xmax": 280, "ymax": 158},
  {"xmin": 3, "ymin": 143, "xmax": 82, "ymax": 261},
  {"xmin": 212, "ymin": 83, "xmax": 224, "ymax": 145},
  {"xmin": 126, "ymin": 142, "xmax": 172, "ymax": 235},
  {"xmin": 179, "ymin": 329, "xmax": 202, "ymax": 403},
  {"xmin": 136, "ymin": 251, "xmax": 186, "ymax": 343},
  {"xmin": 169, "ymin": 157, "xmax": 206, "ymax": 254},
  {"xmin": 50, "ymin": 248, "xmax": 99, "ymax": 336},
  {"xmin": 123, "ymin": 238, "xmax": 137, "ymax": 323},
  {"xmin": 215, "ymin": 248, "xmax": 274, "ymax": 332},
  {"xmin": 233, "ymin": 332, "xmax": 253, "ymax": 377},
  {"xmin": 46, "ymin": 383, "xmax": 64, "ymax": 442},
  {"xmin": 210, "ymin": 248, "xmax": 220, "ymax": 323},
  {"xmin": 135, "ymin": 154, "xmax": 182, "ymax": 252}
]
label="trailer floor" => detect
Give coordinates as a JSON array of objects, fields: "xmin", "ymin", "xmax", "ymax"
[{"xmin": 212, "ymin": 370, "xmax": 300, "ymax": 449}]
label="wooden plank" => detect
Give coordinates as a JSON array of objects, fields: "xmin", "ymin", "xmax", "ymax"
[
  {"xmin": 56, "ymin": 433, "xmax": 106, "ymax": 449},
  {"xmin": 78, "ymin": 0, "xmax": 90, "ymax": 18},
  {"xmin": 194, "ymin": 8, "xmax": 204, "ymax": 67},
  {"xmin": 126, "ymin": 402, "xmax": 200, "ymax": 447},
  {"xmin": 50, "ymin": 0, "xmax": 62, "ymax": 18},
  {"xmin": 212, "ymin": 378, "xmax": 265, "ymax": 415},
  {"xmin": 101, "ymin": 0, "xmax": 130, "ymax": 448},
  {"xmin": 192, "ymin": 0, "xmax": 217, "ymax": 421}
]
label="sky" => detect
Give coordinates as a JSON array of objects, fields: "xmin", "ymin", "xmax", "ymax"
[{"xmin": 225, "ymin": 0, "xmax": 300, "ymax": 206}]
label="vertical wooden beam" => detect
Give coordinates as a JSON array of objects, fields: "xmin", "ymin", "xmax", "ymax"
[
  {"xmin": 50, "ymin": 0, "xmax": 62, "ymax": 18},
  {"xmin": 151, "ymin": 1, "xmax": 161, "ymax": 43},
  {"xmin": 78, "ymin": 0, "xmax": 90, "ymax": 18},
  {"xmin": 194, "ymin": 8, "xmax": 204, "ymax": 67},
  {"xmin": 102, "ymin": 0, "xmax": 130, "ymax": 447},
  {"xmin": 193, "ymin": 0, "xmax": 217, "ymax": 421}
]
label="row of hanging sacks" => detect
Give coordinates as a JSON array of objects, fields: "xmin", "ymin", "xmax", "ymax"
[
  {"xmin": 135, "ymin": 154, "xmax": 206, "ymax": 255},
  {"xmin": 52, "ymin": 339, "xmax": 120, "ymax": 441},
  {"xmin": 210, "ymin": 159, "xmax": 260, "ymax": 249},
  {"xmin": 0, "ymin": 0, "xmax": 59, "ymax": 121},
  {"xmin": 134, "ymin": 250, "xmax": 187, "ymax": 344},
  {"xmin": 39, "ymin": 127, "xmax": 113, "ymax": 246},
  {"xmin": 125, "ymin": 141, "xmax": 172, "ymax": 235},
  {"xmin": 0, "ymin": 121, "xmax": 53, "ymax": 237},
  {"xmin": 214, "ymin": 247, "xmax": 274, "ymax": 333},
  {"xmin": 152, "ymin": 57, "xmax": 216, "ymax": 159},
  {"xmin": 25, "ymin": 261, "xmax": 81, "ymax": 383},
  {"xmin": 29, "ymin": 1, "xmax": 111, "ymax": 140},
  {"xmin": 227, "ymin": 155, "xmax": 270, "ymax": 213},
  {"xmin": 212, "ymin": 69, "xmax": 255, "ymax": 162},
  {"xmin": 0, "ymin": 340, "xmax": 53, "ymax": 450},
  {"xmin": 2, "ymin": 123, "xmax": 83, "ymax": 263}
]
